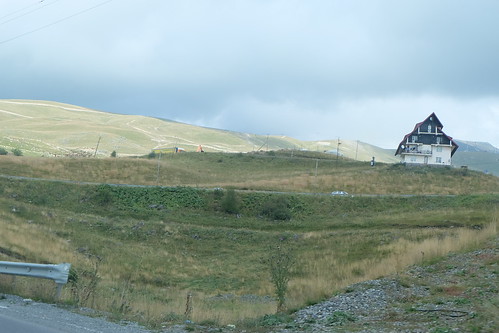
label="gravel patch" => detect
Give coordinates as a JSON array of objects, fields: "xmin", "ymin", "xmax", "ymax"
[{"xmin": 272, "ymin": 236, "xmax": 498, "ymax": 333}]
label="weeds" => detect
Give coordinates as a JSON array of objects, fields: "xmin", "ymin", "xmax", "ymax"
[
  {"xmin": 267, "ymin": 243, "xmax": 294, "ymax": 313},
  {"xmin": 326, "ymin": 311, "xmax": 357, "ymax": 326},
  {"xmin": 68, "ymin": 256, "xmax": 101, "ymax": 308},
  {"xmin": 258, "ymin": 313, "xmax": 294, "ymax": 327}
]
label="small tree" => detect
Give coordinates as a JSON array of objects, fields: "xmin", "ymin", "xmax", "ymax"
[
  {"xmin": 110, "ymin": 150, "xmax": 117, "ymax": 158},
  {"xmin": 268, "ymin": 243, "xmax": 294, "ymax": 313},
  {"xmin": 0, "ymin": 147, "xmax": 7, "ymax": 155},
  {"xmin": 221, "ymin": 189, "xmax": 240, "ymax": 214},
  {"xmin": 11, "ymin": 148, "xmax": 23, "ymax": 156}
]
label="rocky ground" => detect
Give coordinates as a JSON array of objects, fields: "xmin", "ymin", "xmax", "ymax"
[{"xmin": 270, "ymin": 236, "xmax": 498, "ymax": 333}]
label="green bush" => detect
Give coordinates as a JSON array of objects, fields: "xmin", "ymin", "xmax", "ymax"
[
  {"xmin": 221, "ymin": 189, "xmax": 240, "ymax": 214},
  {"xmin": 0, "ymin": 147, "xmax": 7, "ymax": 155},
  {"xmin": 261, "ymin": 196, "xmax": 292, "ymax": 221},
  {"xmin": 95, "ymin": 184, "xmax": 113, "ymax": 206},
  {"xmin": 11, "ymin": 148, "xmax": 23, "ymax": 156}
]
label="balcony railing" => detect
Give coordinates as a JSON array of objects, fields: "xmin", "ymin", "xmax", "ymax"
[{"xmin": 401, "ymin": 148, "xmax": 432, "ymax": 155}]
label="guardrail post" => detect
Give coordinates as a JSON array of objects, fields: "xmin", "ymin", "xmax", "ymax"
[{"xmin": 55, "ymin": 283, "xmax": 64, "ymax": 299}]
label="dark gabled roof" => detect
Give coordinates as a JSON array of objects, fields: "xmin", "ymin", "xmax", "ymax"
[
  {"xmin": 395, "ymin": 112, "xmax": 459, "ymax": 156},
  {"xmin": 410, "ymin": 112, "xmax": 443, "ymax": 132}
]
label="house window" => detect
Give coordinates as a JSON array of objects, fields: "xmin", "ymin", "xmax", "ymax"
[
  {"xmin": 436, "ymin": 137, "xmax": 441, "ymax": 144},
  {"xmin": 412, "ymin": 135, "xmax": 418, "ymax": 143},
  {"xmin": 436, "ymin": 146, "xmax": 442, "ymax": 152},
  {"xmin": 436, "ymin": 157, "xmax": 442, "ymax": 163},
  {"xmin": 428, "ymin": 124, "xmax": 432, "ymax": 132}
]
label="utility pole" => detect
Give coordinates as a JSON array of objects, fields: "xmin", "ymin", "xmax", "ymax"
[
  {"xmin": 94, "ymin": 136, "xmax": 101, "ymax": 158},
  {"xmin": 156, "ymin": 153, "xmax": 162, "ymax": 185},
  {"xmin": 336, "ymin": 137, "xmax": 341, "ymax": 161},
  {"xmin": 355, "ymin": 140, "xmax": 359, "ymax": 160}
]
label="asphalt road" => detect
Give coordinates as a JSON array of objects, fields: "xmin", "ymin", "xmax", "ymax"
[
  {"xmin": 0, "ymin": 312, "xmax": 64, "ymax": 333},
  {"xmin": 0, "ymin": 294, "xmax": 153, "ymax": 333}
]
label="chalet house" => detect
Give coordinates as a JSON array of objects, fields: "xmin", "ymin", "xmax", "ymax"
[{"xmin": 395, "ymin": 113, "xmax": 458, "ymax": 166}]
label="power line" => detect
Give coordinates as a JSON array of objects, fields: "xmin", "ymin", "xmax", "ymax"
[
  {"xmin": 0, "ymin": 0, "xmax": 62, "ymax": 27},
  {"xmin": 0, "ymin": 0, "xmax": 43, "ymax": 21},
  {"xmin": 0, "ymin": 0, "xmax": 113, "ymax": 45}
]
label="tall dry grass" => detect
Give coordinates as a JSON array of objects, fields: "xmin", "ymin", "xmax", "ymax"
[
  {"xmin": 0, "ymin": 211, "xmax": 78, "ymax": 264},
  {"xmin": 1, "ymin": 215, "xmax": 496, "ymax": 326},
  {"xmin": 0, "ymin": 155, "xmax": 498, "ymax": 194},
  {"xmin": 286, "ymin": 221, "xmax": 497, "ymax": 310}
]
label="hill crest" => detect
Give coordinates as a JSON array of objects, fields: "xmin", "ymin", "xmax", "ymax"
[{"xmin": 0, "ymin": 99, "xmax": 400, "ymax": 163}]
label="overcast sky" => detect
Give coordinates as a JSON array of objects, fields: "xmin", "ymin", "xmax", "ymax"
[{"xmin": 1, "ymin": 0, "xmax": 498, "ymax": 148}]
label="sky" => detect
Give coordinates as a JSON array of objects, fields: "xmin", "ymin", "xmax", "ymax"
[{"xmin": 1, "ymin": 0, "xmax": 498, "ymax": 149}]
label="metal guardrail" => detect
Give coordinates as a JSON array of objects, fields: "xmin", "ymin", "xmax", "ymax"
[{"xmin": 0, "ymin": 261, "xmax": 71, "ymax": 298}]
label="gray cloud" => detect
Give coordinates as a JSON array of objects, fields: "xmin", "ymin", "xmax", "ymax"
[{"xmin": 1, "ymin": 0, "xmax": 498, "ymax": 148}]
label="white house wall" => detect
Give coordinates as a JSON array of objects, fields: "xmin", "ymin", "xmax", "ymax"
[{"xmin": 402, "ymin": 145, "xmax": 453, "ymax": 165}]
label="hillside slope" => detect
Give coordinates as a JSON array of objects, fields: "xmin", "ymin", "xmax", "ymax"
[
  {"xmin": 0, "ymin": 99, "xmax": 399, "ymax": 162},
  {"xmin": 455, "ymin": 140, "xmax": 499, "ymax": 153}
]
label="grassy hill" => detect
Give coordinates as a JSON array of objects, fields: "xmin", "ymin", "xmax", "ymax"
[
  {"xmin": 453, "ymin": 151, "xmax": 499, "ymax": 176},
  {"xmin": 5, "ymin": 99, "xmax": 498, "ymax": 173},
  {"xmin": 0, "ymin": 149, "xmax": 497, "ymax": 330},
  {"xmin": 0, "ymin": 99, "xmax": 398, "ymax": 163},
  {"xmin": 1, "ymin": 99, "xmax": 498, "ymax": 330},
  {"xmin": 0, "ymin": 150, "xmax": 498, "ymax": 195},
  {"xmin": 455, "ymin": 140, "xmax": 499, "ymax": 153},
  {"xmin": 0, "ymin": 156, "xmax": 496, "ymax": 331}
]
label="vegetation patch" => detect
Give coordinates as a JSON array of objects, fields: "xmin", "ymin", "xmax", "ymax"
[{"xmin": 0, "ymin": 154, "xmax": 497, "ymax": 331}]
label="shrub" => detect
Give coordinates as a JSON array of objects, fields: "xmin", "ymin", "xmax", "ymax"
[
  {"xmin": 147, "ymin": 151, "xmax": 156, "ymax": 159},
  {"xmin": 110, "ymin": 150, "xmax": 117, "ymax": 158},
  {"xmin": 11, "ymin": 148, "xmax": 23, "ymax": 156},
  {"xmin": 0, "ymin": 147, "xmax": 7, "ymax": 155},
  {"xmin": 261, "ymin": 196, "xmax": 292, "ymax": 221},
  {"xmin": 95, "ymin": 184, "xmax": 113, "ymax": 206},
  {"xmin": 221, "ymin": 189, "xmax": 240, "ymax": 214},
  {"xmin": 213, "ymin": 188, "xmax": 224, "ymax": 201}
]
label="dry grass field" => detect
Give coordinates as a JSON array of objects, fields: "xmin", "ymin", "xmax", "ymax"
[
  {"xmin": 0, "ymin": 151, "xmax": 497, "ymax": 194},
  {"xmin": 0, "ymin": 148, "xmax": 497, "ymax": 330}
]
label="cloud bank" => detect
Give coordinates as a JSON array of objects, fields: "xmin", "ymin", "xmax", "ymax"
[{"xmin": 1, "ymin": 0, "xmax": 498, "ymax": 148}]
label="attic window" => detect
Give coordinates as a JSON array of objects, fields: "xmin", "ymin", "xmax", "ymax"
[{"xmin": 428, "ymin": 124, "xmax": 432, "ymax": 132}]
